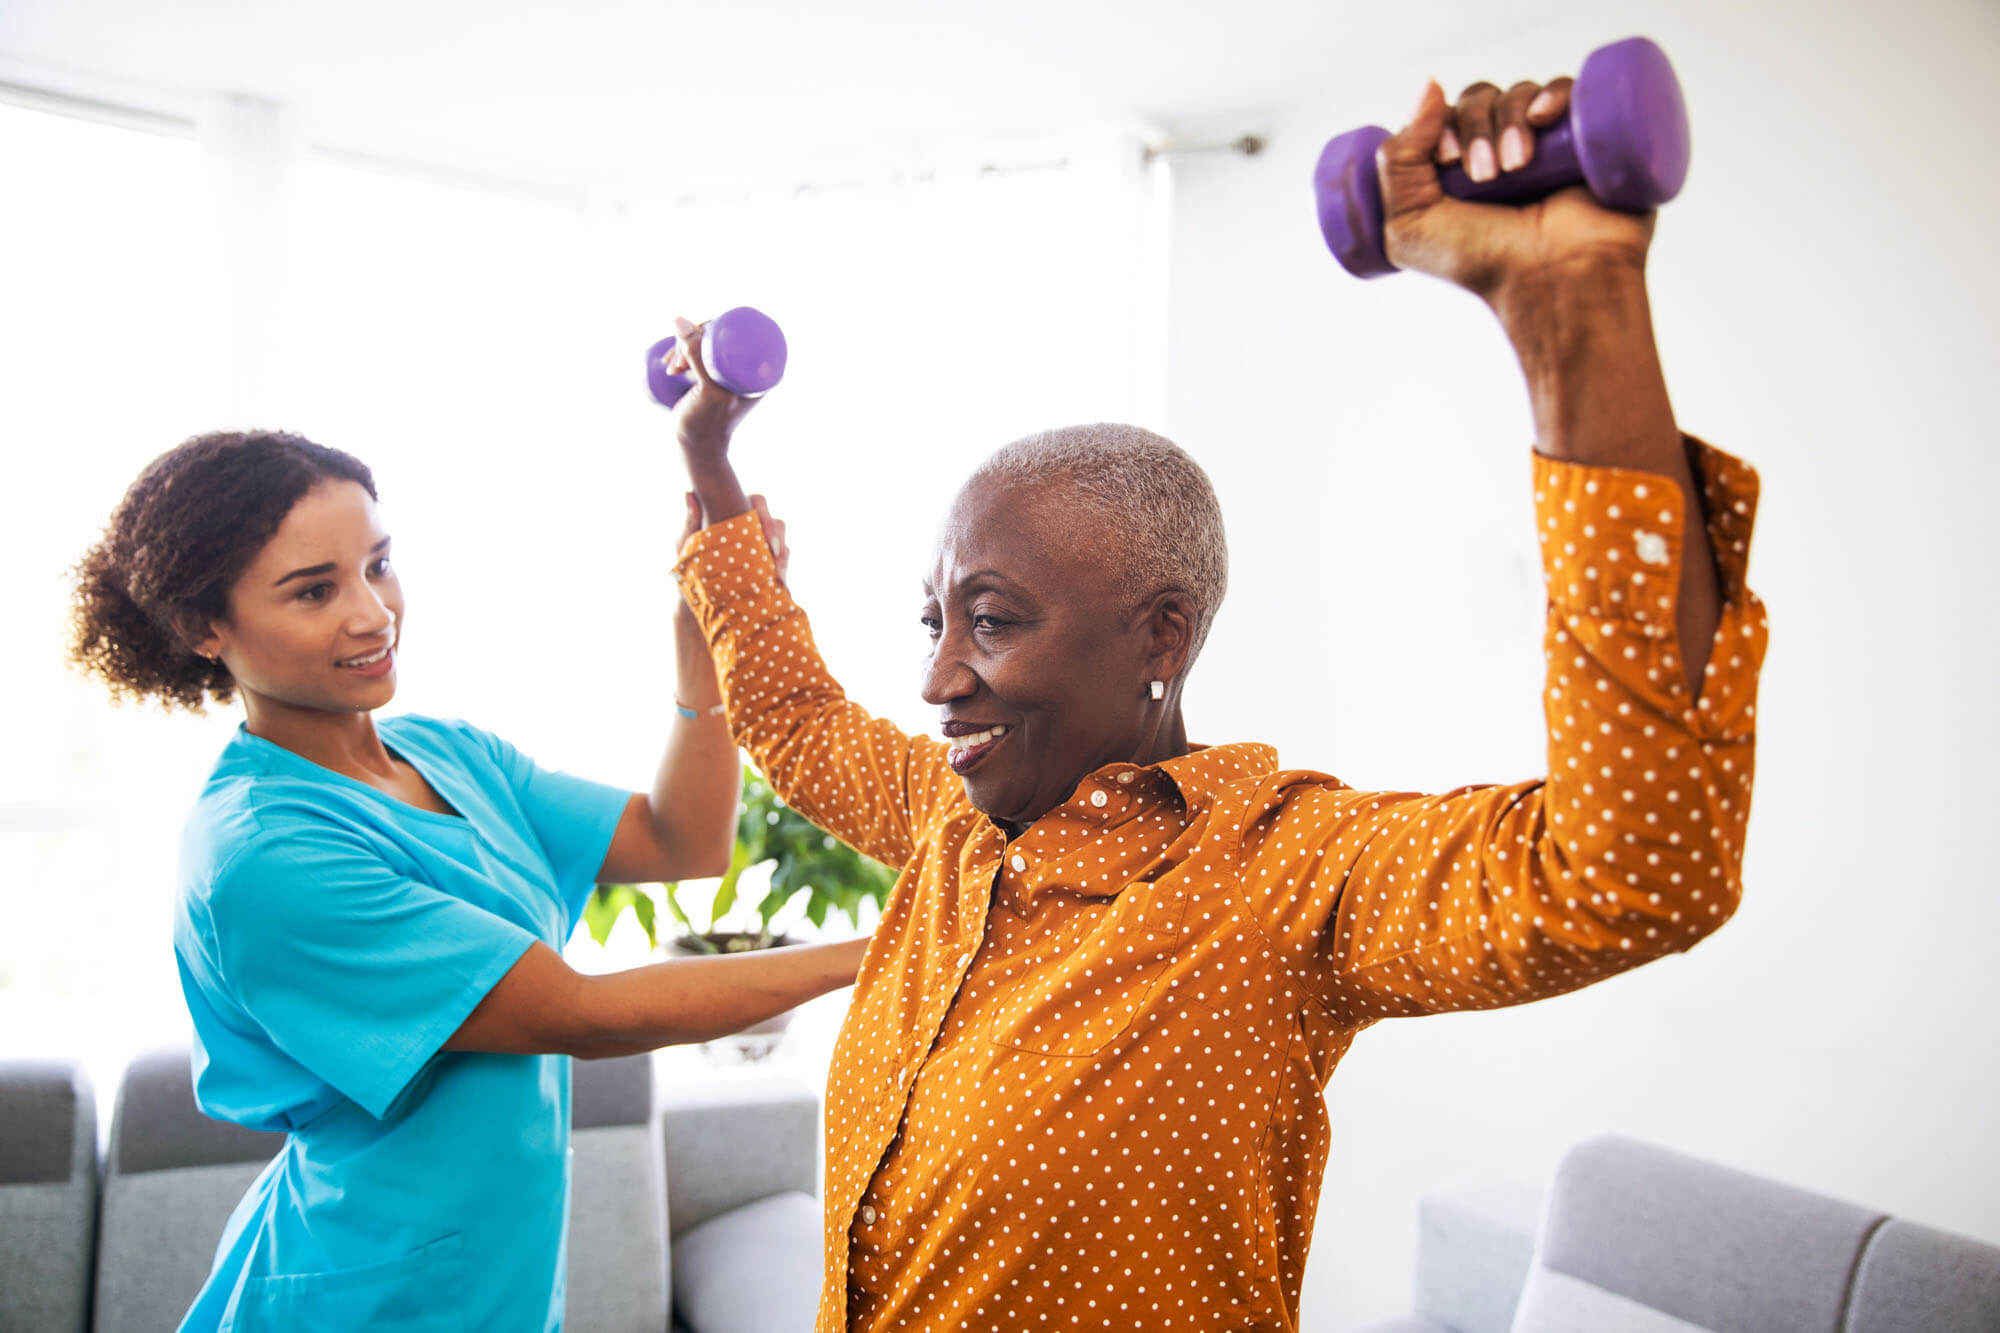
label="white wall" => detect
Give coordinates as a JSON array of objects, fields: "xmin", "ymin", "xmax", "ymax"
[{"xmin": 1158, "ymin": 0, "xmax": 2000, "ymax": 1325}]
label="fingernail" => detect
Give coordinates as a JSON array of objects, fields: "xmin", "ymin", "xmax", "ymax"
[
  {"xmin": 1528, "ymin": 89, "xmax": 1557, "ymax": 119},
  {"xmin": 1499, "ymin": 127, "xmax": 1527, "ymax": 172},
  {"xmin": 1438, "ymin": 126, "xmax": 1460, "ymax": 162},
  {"xmin": 673, "ymin": 316, "xmax": 694, "ymax": 336},
  {"xmin": 1468, "ymin": 137, "xmax": 1496, "ymax": 182}
]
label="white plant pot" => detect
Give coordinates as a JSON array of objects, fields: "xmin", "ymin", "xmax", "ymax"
[{"xmin": 670, "ymin": 933, "xmax": 800, "ymax": 1063}]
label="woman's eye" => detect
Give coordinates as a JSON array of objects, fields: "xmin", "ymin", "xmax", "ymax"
[
  {"xmin": 297, "ymin": 582, "xmax": 332, "ymax": 603},
  {"xmin": 369, "ymin": 557, "xmax": 393, "ymax": 577},
  {"xmin": 972, "ymin": 614, "xmax": 1007, "ymax": 631},
  {"xmin": 919, "ymin": 613, "xmax": 941, "ymax": 636}
]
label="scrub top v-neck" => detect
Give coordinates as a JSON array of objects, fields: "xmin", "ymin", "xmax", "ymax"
[{"xmin": 172, "ymin": 714, "xmax": 629, "ymax": 1331}]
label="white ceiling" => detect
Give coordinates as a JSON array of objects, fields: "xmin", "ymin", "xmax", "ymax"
[{"xmin": 0, "ymin": 0, "xmax": 1559, "ymax": 200}]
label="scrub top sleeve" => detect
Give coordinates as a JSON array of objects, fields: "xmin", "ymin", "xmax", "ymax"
[
  {"xmin": 208, "ymin": 825, "xmax": 539, "ymax": 1120},
  {"xmin": 470, "ymin": 728, "xmax": 633, "ymax": 932}
]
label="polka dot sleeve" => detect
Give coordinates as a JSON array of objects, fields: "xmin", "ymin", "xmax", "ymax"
[
  {"xmin": 1241, "ymin": 439, "xmax": 1769, "ymax": 1024},
  {"xmin": 672, "ymin": 513, "xmax": 961, "ymax": 870}
]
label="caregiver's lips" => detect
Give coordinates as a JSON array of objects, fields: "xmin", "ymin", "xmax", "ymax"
[{"xmin": 337, "ymin": 644, "xmax": 395, "ymax": 678}]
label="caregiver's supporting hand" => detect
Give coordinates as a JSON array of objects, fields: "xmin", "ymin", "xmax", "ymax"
[
  {"xmin": 1379, "ymin": 77, "xmax": 1721, "ymax": 691},
  {"xmin": 447, "ymin": 935, "xmax": 870, "ymax": 1060}
]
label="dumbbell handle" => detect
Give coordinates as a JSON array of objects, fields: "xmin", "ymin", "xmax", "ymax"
[
  {"xmin": 647, "ymin": 306, "xmax": 788, "ymax": 408},
  {"xmin": 1314, "ymin": 37, "xmax": 1689, "ymax": 278},
  {"xmin": 1438, "ymin": 119, "xmax": 1588, "ymax": 205}
]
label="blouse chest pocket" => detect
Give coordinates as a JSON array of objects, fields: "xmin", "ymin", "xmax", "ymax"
[
  {"xmin": 230, "ymin": 1233, "xmax": 465, "ymax": 1332},
  {"xmin": 985, "ymin": 874, "xmax": 1192, "ymax": 1058}
]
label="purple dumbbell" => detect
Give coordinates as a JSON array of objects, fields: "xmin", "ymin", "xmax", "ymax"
[
  {"xmin": 645, "ymin": 306, "xmax": 788, "ymax": 408},
  {"xmin": 1313, "ymin": 36, "xmax": 1691, "ymax": 278}
]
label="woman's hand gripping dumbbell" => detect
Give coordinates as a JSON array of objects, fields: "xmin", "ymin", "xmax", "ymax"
[
  {"xmin": 1312, "ymin": 36, "xmax": 1689, "ymax": 281},
  {"xmin": 648, "ymin": 306, "xmax": 788, "ymax": 496},
  {"xmin": 652, "ymin": 307, "xmax": 786, "ymax": 529},
  {"xmin": 647, "ymin": 305, "xmax": 788, "ymax": 408}
]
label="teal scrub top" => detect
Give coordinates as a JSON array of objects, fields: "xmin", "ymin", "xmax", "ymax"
[{"xmin": 171, "ymin": 714, "xmax": 630, "ymax": 1332}]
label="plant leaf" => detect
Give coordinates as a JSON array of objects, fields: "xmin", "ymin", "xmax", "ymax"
[
  {"xmin": 632, "ymin": 888, "xmax": 658, "ymax": 950},
  {"xmin": 584, "ymin": 884, "xmax": 637, "ymax": 946},
  {"xmin": 661, "ymin": 883, "xmax": 693, "ymax": 932}
]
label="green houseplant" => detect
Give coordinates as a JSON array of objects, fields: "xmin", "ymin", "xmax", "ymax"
[{"xmin": 583, "ymin": 763, "xmax": 895, "ymax": 956}]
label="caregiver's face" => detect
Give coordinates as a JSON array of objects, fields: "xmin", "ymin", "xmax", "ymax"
[
  {"xmin": 201, "ymin": 480, "xmax": 403, "ymax": 716},
  {"xmin": 921, "ymin": 474, "xmax": 1156, "ymax": 829}
]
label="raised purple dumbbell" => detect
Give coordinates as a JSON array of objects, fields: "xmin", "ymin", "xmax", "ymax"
[
  {"xmin": 1313, "ymin": 36, "xmax": 1690, "ymax": 278},
  {"xmin": 645, "ymin": 306, "xmax": 788, "ymax": 408}
]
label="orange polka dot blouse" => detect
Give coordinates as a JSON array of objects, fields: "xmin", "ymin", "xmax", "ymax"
[{"xmin": 674, "ymin": 441, "xmax": 1766, "ymax": 1333}]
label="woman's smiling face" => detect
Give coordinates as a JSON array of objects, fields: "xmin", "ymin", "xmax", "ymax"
[
  {"xmin": 920, "ymin": 474, "xmax": 1189, "ymax": 829},
  {"xmin": 197, "ymin": 479, "xmax": 403, "ymax": 717}
]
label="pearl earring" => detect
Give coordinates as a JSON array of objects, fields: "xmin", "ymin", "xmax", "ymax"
[{"xmin": 1149, "ymin": 680, "xmax": 1165, "ymax": 700}]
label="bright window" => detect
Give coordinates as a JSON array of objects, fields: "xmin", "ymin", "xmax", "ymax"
[{"xmin": 1, "ymin": 97, "xmax": 1158, "ymax": 1085}]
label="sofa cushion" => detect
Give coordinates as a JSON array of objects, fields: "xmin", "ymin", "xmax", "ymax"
[
  {"xmin": 92, "ymin": 1049, "xmax": 287, "ymax": 1333},
  {"xmin": 0, "ymin": 1059, "xmax": 96, "ymax": 1333},
  {"xmin": 1512, "ymin": 1136, "xmax": 1885, "ymax": 1333},
  {"xmin": 94, "ymin": 1159, "xmax": 273, "ymax": 1333},
  {"xmin": 1846, "ymin": 1217, "xmax": 2000, "ymax": 1333},
  {"xmin": 671, "ymin": 1190, "xmax": 821, "ymax": 1333},
  {"xmin": 110, "ymin": 1048, "xmax": 283, "ymax": 1174},
  {"xmin": 567, "ymin": 1053, "xmax": 670, "ymax": 1332}
]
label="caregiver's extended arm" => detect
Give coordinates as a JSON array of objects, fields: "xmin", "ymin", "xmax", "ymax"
[{"xmin": 445, "ymin": 936, "xmax": 868, "ymax": 1059}]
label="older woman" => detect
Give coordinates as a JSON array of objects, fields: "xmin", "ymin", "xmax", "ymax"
[{"xmin": 666, "ymin": 72, "xmax": 1765, "ymax": 1332}]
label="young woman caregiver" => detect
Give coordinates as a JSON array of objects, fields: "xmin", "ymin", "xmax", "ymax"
[{"xmin": 68, "ymin": 429, "xmax": 865, "ymax": 1330}]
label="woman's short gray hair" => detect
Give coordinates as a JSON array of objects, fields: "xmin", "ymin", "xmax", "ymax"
[{"xmin": 966, "ymin": 423, "xmax": 1228, "ymax": 663}]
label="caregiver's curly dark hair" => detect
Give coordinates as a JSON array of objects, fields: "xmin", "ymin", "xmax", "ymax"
[{"xmin": 68, "ymin": 430, "xmax": 377, "ymax": 712}]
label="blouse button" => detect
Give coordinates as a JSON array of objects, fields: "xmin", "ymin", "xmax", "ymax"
[
  {"xmin": 1089, "ymin": 789, "xmax": 1108, "ymax": 808},
  {"xmin": 1010, "ymin": 853, "xmax": 1027, "ymax": 872},
  {"xmin": 859, "ymin": 1205, "xmax": 879, "ymax": 1225}
]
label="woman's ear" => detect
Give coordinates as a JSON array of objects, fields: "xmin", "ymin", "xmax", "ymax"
[
  {"xmin": 1142, "ymin": 591, "xmax": 1196, "ymax": 686},
  {"xmin": 176, "ymin": 611, "xmax": 224, "ymax": 662}
]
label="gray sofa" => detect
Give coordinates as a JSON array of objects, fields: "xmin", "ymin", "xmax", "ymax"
[
  {"xmin": 1, "ymin": 1050, "xmax": 824, "ymax": 1332},
  {"xmin": 1354, "ymin": 1135, "xmax": 2000, "ymax": 1333}
]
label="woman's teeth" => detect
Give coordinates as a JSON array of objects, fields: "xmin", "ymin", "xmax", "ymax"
[
  {"xmin": 339, "ymin": 647, "xmax": 389, "ymax": 667},
  {"xmin": 948, "ymin": 725, "xmax": 1009, "ymax": 751}
]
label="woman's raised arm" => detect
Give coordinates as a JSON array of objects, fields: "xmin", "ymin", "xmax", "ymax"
[{"xmin": 661, "ymin": 316, "xmax": 960, "ymax": 871}]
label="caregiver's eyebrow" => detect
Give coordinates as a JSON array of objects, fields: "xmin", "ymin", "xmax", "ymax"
[{"xmin": 274, "ymin": 537, "xmax": 391, "ymax": 586}]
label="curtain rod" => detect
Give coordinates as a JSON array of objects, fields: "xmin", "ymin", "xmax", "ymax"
[{"xmin": 0, "ymin": 78, "xmax": 195, "ymax": 138}]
